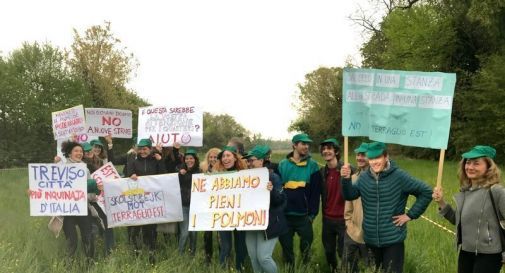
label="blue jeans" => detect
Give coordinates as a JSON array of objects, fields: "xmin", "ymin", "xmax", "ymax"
[
  {"xmin": 219, "ymin": 230, "xmax": 248, "ymax": 271},
  {"xmin": 245, "ymin": 231, "xmax": 278, "ymax": 273},
  {"xmin": 178, "ymin": 206, "xmax": 197, "ymax": 254}
]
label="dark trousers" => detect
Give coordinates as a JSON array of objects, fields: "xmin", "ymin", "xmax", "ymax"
[
  {"xmin": 458, "ymin": 250, "xmax": 502, "ymax": 273},
  {"xmin": 63, "ymin": 215, "xmax": 94, "ymax": 259},
  {"xmin": 204, "ymin": 231, "xmax": 213, "ymax": 263},
  {"xmin": 343, "ymin": 233, "xmax": 371, "ymax": 273},
  {"xmin": 369, "ymin": 242, "xmax": 404, "ymax": 273},
  {"xmin": 279, "ymin": 215, "xmax": 314, "ymax": 268},
  {"xmin": 90, "ymin": 202, "xmax": 115, "ymax": 255},
  {"xmin": 322, "ymin": 217, "xmax": 346, "ymax": 272},
  {"xmin": 219, "ymin": 230, "xmax": 248, "ymax": 271},
  {"xmin": 129, "ymin": 224, "xmax": 157, "ymax": 251}
]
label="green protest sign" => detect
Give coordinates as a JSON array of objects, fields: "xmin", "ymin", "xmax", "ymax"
[{"xmin": 342, "ymin": 68, "xmax": 456, "ymax": 149}]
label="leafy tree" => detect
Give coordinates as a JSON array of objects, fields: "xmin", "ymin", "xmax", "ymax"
[
  {"xmin": 289, "ymin": 67, "xmax": 344, "ymax": 149},
  {"xmin": 202, "ymin": 112, "xmax": 249, "ymax": 151},
  {"xmin": 0, "ymin": 43, "xmax": 90, "ymax": 167}
]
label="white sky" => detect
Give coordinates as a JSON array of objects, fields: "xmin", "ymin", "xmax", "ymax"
[{"xmin": 0, "ymin": 0, "xmax": 371, "ymax": 140}]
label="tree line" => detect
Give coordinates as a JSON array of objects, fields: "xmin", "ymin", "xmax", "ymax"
[
  {"xmin": 290, "ymin": 0, "xmax": 505, "ymax": 162},
  {"xmin": 0, "ymin": 22, "xmax": 289, "ymax": 168}
]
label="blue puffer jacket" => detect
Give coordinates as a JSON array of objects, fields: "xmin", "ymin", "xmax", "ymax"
[
  {"xmin": 265, "ymin": 172, "xmax": 288, "ymax": 240},
  {"xmin": 341, "ymin": 161, "xmax": 432, "ymax": 247}
]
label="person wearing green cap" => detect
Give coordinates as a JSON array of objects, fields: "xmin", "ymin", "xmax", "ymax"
[
  {"xmin": 433, "ymin": 145, "xmax": 505, "ymax": 273},
  {"xmin": 90, "ymin": 139, "xmax": 108, "ymax": 163},
  {"xmin": 278, "ymin": 133, "xmax": 322, "ymax": 269},
  {"xmin": 212, "ymin": 145, "xmax": 249, "ymax": 271},
  {"xmin": 340, "ymin": 142, "xmax": 432, "ymax": 273},
  {"xmin": 243, "ymin": 145, "xmax": 287, "ymax": 273},
  {"xmin": 81, "ymin": 140, "xmax": 117, "ymax": 256},
  {"xmin": 343, "ymin": 142, "xmax": 371, "ymax": 273},
  {"xmin": 125, "ymin": 138, "xmax": 166, "ymax": 263},
  {"xmin": 177, "ymin": 148, "xmax": 201, "ymax": 255},
  {"xmin": 318, "ymin": 138, "xmax": 346, "ymax": 273}
]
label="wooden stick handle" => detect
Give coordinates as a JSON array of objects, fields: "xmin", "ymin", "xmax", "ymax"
[
  {"xmin": 436, "ymin": 149, "xmax": 446, "ymax": 188},
  {"xmin": 344, "ymin": 136, "xmax": 349, "ymax": 165}
]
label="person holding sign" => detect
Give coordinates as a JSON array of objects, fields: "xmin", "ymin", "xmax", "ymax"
[
  {"xmin": 125, "ymin": 138, "xmax": 166, "ymax": 263},
  {"xmin": 432, "ymin": 146, "xmax": 505, "ymax": 273},
  {"xmin": 242, "ymin": 145, "xmax": 287, "ymax": 273},
  {"xmin": 318, "ymin": 138, "xmax": 346, "ymax": 273},
  {"xmin": 343, "ymin": 142, "xmax": 371, "ymax": 273},
  {"xmin": 213, "ymin": 146, "xmax": 249, "ymax": 271},
  {"xmin": 278, "ymin": 133, "xmax": 322, "ymax": 269},
  {"xmin": 177, "ymin": 148, "xmax": 201, "ymax": 255},
  {"xmin": 58, "ymin": 141, "xmax": 98, "ymax": 259},
  {"xmin": 340, "ymin": 142, "xmax": 432, "ymax": 273},
  {"xmin": 200, "ymin": 147, "xmax": 221, "ymax": 264}
]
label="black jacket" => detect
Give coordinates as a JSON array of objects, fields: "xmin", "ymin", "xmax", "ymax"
[
  {"xmin": 126, "ymin": 154, "xmax": 166, "ymax": 177},
  {"xmin": 265, "ymin": 172, "xmax": 288, "ymax": 240},
  {"xmin": 178, "ymin": 166, "xmax": 202, "ymax": 207}
]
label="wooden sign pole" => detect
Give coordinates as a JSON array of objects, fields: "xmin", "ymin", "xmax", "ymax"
[{"xmin": 436, "ymin": 149, "xmax": 446, "ymax": 188}]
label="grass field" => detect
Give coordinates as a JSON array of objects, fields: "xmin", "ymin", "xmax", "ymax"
[{"xmin": 0, "ymin": 153, "xmax": 465, "ymax": 273}]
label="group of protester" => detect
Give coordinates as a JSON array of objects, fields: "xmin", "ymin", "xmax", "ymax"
[{"xmin": 51, "ymin": 132, "xmax": 505, "ymax": 273}]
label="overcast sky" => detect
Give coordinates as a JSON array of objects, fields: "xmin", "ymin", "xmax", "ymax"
[{"xmin": 1, "ymin": 0, "xmax": 372, "ymax": 140}]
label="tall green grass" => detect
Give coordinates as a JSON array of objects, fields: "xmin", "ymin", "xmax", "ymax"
[{"xmin": 0, "ymin": 154, "xmax": 464, "ymax": 272}]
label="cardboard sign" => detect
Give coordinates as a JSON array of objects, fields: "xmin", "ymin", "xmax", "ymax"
[
  {"xmin": 52, "ymin": 105, "xmax": 86, "ymax": 140},
  {"xmin": 29, "ymin": 163, "xmax": 88, "ymax": 216},
  {"xmin": 103, "ymin": 173, "xmax": 183, "ymax": 227},
  {"xmin": 342, "ymin": 68, "xmax": 456, "ymax": 149},
  {"xmin": 91, "ymin": 162, "xmax": 121, "ymax": 213},
  {"xmin": 138, "ymin": 105, "xmax": 203, "ymax": 147},
  {"xmin": 189, "ymin": 168, "xmax": 270, "ymax": 231},
  {"xmin": 85, "ymin": 108, "xmax": 132, "ymax": 138}
]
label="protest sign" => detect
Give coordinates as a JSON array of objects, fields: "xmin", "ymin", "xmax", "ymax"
[
  {"xmin": 52, "ymin": 105, "xmax": 86, "ymax": 140},
  {"xmin": 137, "ymin": 105, "xmax": 203, "ymax": 147},
  {"xmin": 189, "ymin": 168, "xmax": 270, "ymax": 231},
  {"xmin": 91, "ymin": 162, "xmax": 121, "ymax": 212},
  {"xmin": 342, "ymin": 68, "xmax": 456, "ymax": 149},
  {"xmin": 103, "ymin": 173, "xmax": 183, "ymax": 227},
  {"xmin": 85, "ymin": 108, "xmax": 132, "ymax": 138},
  {"xmin": 28, "ymin": 163, "xmax": 88, "ymax": 216}
]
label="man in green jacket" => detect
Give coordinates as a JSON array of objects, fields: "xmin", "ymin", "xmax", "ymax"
[
  {"xmin": 340, "ymin": 142, "xmax": 432, "ymax": 273},
  {"xmin": 278, "ymin": 133, "xmax": 322, "ymax": 270}
]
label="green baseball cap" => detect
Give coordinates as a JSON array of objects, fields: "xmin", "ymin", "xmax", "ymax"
[
  {"xmin": 185, "ymin": 148, "xmax": 198, "ymax": 156},
  {"xmin": 218, "ymin": 145, "xmax": 237, "ymax": 159},
  {"xmin": 354, "ymin": 142, "xmax": 369, "ymax": 154},
  {"xmin": 81, "ymin": 142, "xmax": 92, "ymax": 152},
  {"xmin": 320, "ymin": 138, "xmax": 339, "ymax": 147},
  {"xmin": 366, "ymin": 142, "xmax": 386, "ymax": 159},
  {"xmin": 247, "ymin": 145, "xmax": 270, "ymax": 160},
  {"xmin": 90, "ymin": 139, "xmax": 103, "ymax": 147},
  {"xmin": 292, "ymin": 133, "xmax": 313, "ymax": 143},
  {"xmin": 137, "ymin": 138, "xmax": 152, "ymax": 148},
  {"xmin": 462, "ymin": 145, "xmax": 496, "ymax": 159}
]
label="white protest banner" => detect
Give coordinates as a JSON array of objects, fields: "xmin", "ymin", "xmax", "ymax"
[
  {"xmin": 138, "ymin": 105, "xmax": 203, "ymax": 147},
  {"xmin": 91, "ymin": 162, "xmax": 121, "ymax": 212},
  {"xmin": 56, "ymin": 134, "xmax": 98, "ymax": 164},
  {"xmin": 85, "ymin": 108, "xmax": 132, "ymax": 138},
  {"xmin": 189, "ymin": 168, "xmax": 270, "ymax": 231},
  {"xmin": 28, "ymin": 163, "xmax": 88, "ymax": 216},
  {"xmin": 103, "ymin": 173, "xmax": 183, "ymax": 227},
  {"xmin": 52, "ymin": 105, "xmax": 86, "ymax": 140}
]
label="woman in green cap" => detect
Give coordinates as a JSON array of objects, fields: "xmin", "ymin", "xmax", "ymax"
[
  {"xmin": 90, "ymin": 139, "xmax": 108, "ymax": 163},
  {"xmin": 213, "ymin": 146, "xmax": 248, "ymax": 271},
  {"xmin": 177, "ymin": 148, "xmax": 201, "ymax": 255},
  {"xmin": 433, "ymin": 145, "xmax": 505, "ymax": 273}
]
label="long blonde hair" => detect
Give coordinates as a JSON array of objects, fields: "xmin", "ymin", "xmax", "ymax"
[
  {"xmin": 200, "ymin": 148, "xmax": 221, "ymax": 173},
  {"xmin": 212, "ymin": 150, "xmax": 247, "ymax": 172},
  {"xmin": 458, "ymin": 157, "xmax": 502, "ymax": 190}
]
